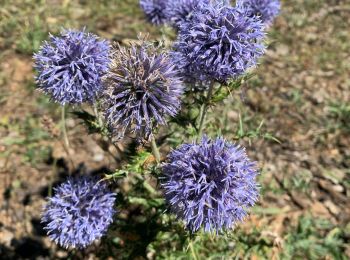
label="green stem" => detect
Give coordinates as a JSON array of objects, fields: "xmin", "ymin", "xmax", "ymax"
[
  {"xmin": 150, "ymin": 135, "xmax": 160, "ymax": 164},
  {"xmin": 61, "ymin": 105, "xmax": 70, "ymax": 148},
  {"xmin": 188, "ymin": 240, "xmax": 199, "ymax": 260},
  {"xmin": 197, "ymin": 82, "xmax": 215, "ymax": 141},
  {"xmin": 93, "ymin": 102, "xmax": 103, "ymax": 127},
  {"xmin": 92, "ymin": 104, "xmax": 123, "ymax": 162}
]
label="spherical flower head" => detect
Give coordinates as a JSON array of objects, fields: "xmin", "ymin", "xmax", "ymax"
[
  {"xmin": 162, "ymin": 136, "xmax": 259, "ymax": 233},
  {"xmin": 172, "ymin": 3, "xmax": 265, "ymax": 84},
  {"xmin": 33, "ymin": 29, "xmax": 110, "ymax": 105},
  {"xmin": 237, "ymin": 0, "xmax": 281, "ymax": 25},
  {"xmin": 165, "ymin": 0, "xmax": 210, "ymax": 29},
  {"xmin": 42, "ymin": 177, "xmax": 116, "ymax": 249},
  {"xmin": 140, "ymin": 0, "xmax": 169, "ymax": 25},
  {"xmin": 101, "ymin": 41, "xmax": 184, "ymax": 140}
]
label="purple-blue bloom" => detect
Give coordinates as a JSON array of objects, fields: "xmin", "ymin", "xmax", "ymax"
[
  {"xmin": 101, "ymin": 41, "xmax": 184, "ymax": 140},
  {"xmin": 162, "ymin": 136, "xmax": 259, "ymax": 233},
  {"xmin": 42, "ymin": 176, "xmax": 116, "ymax": 249},
  {"xmin": 140, "ymin": 0, "xmax": 169, "ymax": 25},
  {"xmin": 165, "ymin": 0, "xmax": 209, "ymax": 29},
  {"xmin": 237, "ymin": 0, "xmax": 281, "ymax": 25},
  {"xmin": 34, "ymin": 29, "xmax": 110, "ymax": 105},
  {"xmin": 172, "ymin": 3, "xmax": 265, "ymax": 84}
]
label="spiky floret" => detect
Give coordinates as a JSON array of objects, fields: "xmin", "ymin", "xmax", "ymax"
[
  {"xmin": 34, "ymin": 29, "xmax": 110, "ymax": 105},
  {"xmin": 172, "ymin": 3, "xmax": 265, "ymax": 84},
  {"xmin": 165, "ymin": 0, "xmax": 209, "ymax": 29},
  {"xmin": 237, "ymin": 0, "xmax": 280, "ymax": 25},
  {"xmin": 42, "ymin": 177, "xmax": 116, "ymax": 249},
  {"xmin": 162, "ymin": 136, "xmax": 259, "ymax": 233},
  {"xmin": 101, "ymin": 41, "xmax": 184, "ymax": 140},
  {"xmin": 140, "ymin": 0, "xmax": 170, "ymax": 25}
]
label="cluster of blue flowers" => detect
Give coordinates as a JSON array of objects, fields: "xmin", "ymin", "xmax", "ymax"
[
  {"xmin": 165, "ymin": 0, "xmax": 210, "ymax": 29},
  {"xmin": 33, "ymin": 0, "xmax": 280, "ymax": 250},
  {"xmin": 101, "ymin": 41, "xmax": 184, "ymax": 140},
  {"xmin": 34, "ymin": 29, "xmax": 110, "ymax": 105},
  {"xmin": 140, "ymin": 0, "xmax": 169, "ymax": 25},
  {"xmin": 172, "ymin": 3, "xmax": 265, "ymax": 84},
  {"xmin": 140, "ymin": 0, "xmax": 280, "ymax": 28},
  {"xmin": 237, "ymin": 0, "xmax": 280, "ymax": 25},
  {"xmin": 162, "ymin": 136, "xmax": 259, "ymax": 233},
  {"xmin": 42, "ymin": 177, "xmax": 116, "ymax": 248}
]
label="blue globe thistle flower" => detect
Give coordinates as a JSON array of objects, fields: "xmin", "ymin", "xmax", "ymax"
[
  {"xmin": 237, "ymin": 0, "xmax": 280, "ymax": 25},
  {"xmin": 140, "ymin": 0, "xmax": 169, "ymax": 25},
  {"xmin": 101, "ymin": 41, "xmax": 184, "ymax": 140},
  {"xmin": 172, "ymin": 3, "xmax": 265, "ymax": 84},
  {"xmin": 162, "ymin": 136, "xmax": 259, "ymax": 233},
  {"xmin": 42, "ymin": 177, "xmax": 116, "ymax": 249},
  {"xmin": 165, "ymin": 0, "xmax": 210, "ymax": 29},
  {"xmin": 34, "ymin": 29, "xmax": 110, "ymax": 105}
]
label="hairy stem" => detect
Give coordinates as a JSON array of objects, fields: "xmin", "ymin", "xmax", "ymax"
[
  {"xmin": 60, "ymin": 106, "xmax": 76, "ymax": 171},
  {"xmin": 197, "ymin": 82, "xmax": 215, "ymax": 141},
  {"xmin": 188, "ymin": 240, "xmax": 199, "ymax": 260},
  {"xmin": 93, "ymin": 102, "xmax": 103, "ymax": 127},
  {"xmin": 150, "ymin": 135, "xmax": 161, "ymax": 164},
  {"xmin": 92, "ymin": 103, "xmax": 123, "ymax": 162}
]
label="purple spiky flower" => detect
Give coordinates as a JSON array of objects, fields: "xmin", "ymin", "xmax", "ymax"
[
  {"xmin": 172, "ymin": 3, "xmax": 265, "ymax": 84},
  {"xmin": 101, "ymin": 40, "xmax": 184, "ymax": 140},
  {"xmin": 42, "ymin": 176, "xmax": 116, "ymax": 249},
  {"xmin": 162, "ymin": 136, "xmax": 259, "ymax": 233},
  {"xmin": 140, "ymin": 0, "xmax": 169, "ymax": 25},
  {"xmin": 33, "ymin": 29, "xmax": 110, "ymax": 105},
  {"xmin": 237, "ymin": 0, "xmax": 281, "ymax": 25},
  {"xmin": 165, "ymin": 0, "xmax": 209, "ymax": 29}
]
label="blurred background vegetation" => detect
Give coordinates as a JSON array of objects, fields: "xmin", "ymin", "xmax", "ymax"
[{"xmin": 0, "ymin": 0, "xmax": 349, "ymax": 259}]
